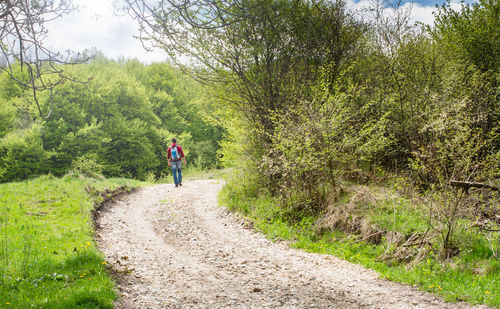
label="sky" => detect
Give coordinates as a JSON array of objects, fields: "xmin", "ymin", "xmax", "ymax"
[
  {"xmin": 44, "ymin": 0, "xmax": 465, "ymax": 64},
  {"xmin": 45, "ymin": 0, "xmax": 168, "ymax": 63}
]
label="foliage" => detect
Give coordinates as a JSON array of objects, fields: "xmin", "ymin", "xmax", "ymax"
[
  {"xmin": 71, "ymin": 154, "xmax": 104, "ymax": 178},
  {"xmin": 220, "ymin": 175, "xmax": 500, "ymax": 307},
  {"xmin": 128, "ymin": 0, "xmax": 365, "ymax": 148},
  {"xmin": 0, "ymin": 175, "xmax": 143, "ymax": 307},
  {"xmin": 211, "ymin": 0, "xmax": 498, "ymax": 305},
  {"xmin": 0, "ymin": 98, "xmax": 16, "ymax": 138},
  {"xmin": 210, "ymin": 0, "xmax": 498, "ymax": 251},
  {"xmin": 0, "ymin": 58, "xmax": 224, "ymax": 182},
  {"xmin": 431, "ymin": 0, "xmax": 499, "ymax": 73},
  {"xmin": 0, "ymin": 124, "xmax": 50, "ymax": 182}
]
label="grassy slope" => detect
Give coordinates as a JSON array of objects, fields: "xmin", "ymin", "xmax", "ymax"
[
  {"xmin": 219, "ymin": 175, "xmax": 499, "ymax": 308},
  {"xmin": 0, "ymin": 174, "xmax": 143, "ymax": 308}
]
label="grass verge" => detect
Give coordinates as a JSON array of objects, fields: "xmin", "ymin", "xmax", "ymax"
[
  {"xmin": 219, "ymin": 173, "xmax": 499, "ymax": 308},
  {"xmin": 0, "ymin": 174, "xmax": 143, "ymax": 308}
]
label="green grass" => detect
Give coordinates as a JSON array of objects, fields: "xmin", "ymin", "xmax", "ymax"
[
  {"xmin": 0, "ymin": 174, "xmax": 143, "ymax": 308},
  {"xmin": 369, "ymin": 198, "xmax": 429, "ymax": 235},
  {"xmin": 219, "ymin": 175, "xmax": 500, "ymax": 308}
]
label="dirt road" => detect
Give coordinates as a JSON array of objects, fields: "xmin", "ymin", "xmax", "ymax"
[{"xmin": 95, "ymin": 180, "xmax": 484, "ymax": 308}]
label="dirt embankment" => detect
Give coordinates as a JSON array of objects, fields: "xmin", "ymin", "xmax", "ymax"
[{"xmin": 95, "ymin": 180, "xmax": 487, "ymax": 308}]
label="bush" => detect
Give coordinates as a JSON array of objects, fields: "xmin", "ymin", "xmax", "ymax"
[
  {"xmin": 71, "ymin": 154, "xmax": 104, "ymax": 178},
  {"xmin": 0, "ymin": 124, "xmax": 49, "ymax": 182}
]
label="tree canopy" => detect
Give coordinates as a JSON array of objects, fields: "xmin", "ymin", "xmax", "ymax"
[{"xmin": 0, "ymin": 58, "xmax": 223, "ymax": 182}]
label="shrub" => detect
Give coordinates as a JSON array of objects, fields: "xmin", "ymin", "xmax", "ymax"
[
  {"xmin": 0, "ymin": 124, "xmax": 49, "ymax": 182},
  {"xmin": 71, "ymin": 154, "xmax": 104, "ymax": 178}
]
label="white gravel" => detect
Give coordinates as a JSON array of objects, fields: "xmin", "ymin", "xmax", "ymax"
[{"xmin": 95, "ymin": 180, "xmax": 487, "ymax": 308}]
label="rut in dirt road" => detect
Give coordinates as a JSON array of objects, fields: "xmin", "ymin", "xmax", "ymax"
[{"xmin": 95, "ymin": 180, "xmax": 486, "ymax": 308}]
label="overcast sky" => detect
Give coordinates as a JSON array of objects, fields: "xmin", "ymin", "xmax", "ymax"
[{"xmin": 44, "ymin": 0, "xmax": 464, "ymax": 64}]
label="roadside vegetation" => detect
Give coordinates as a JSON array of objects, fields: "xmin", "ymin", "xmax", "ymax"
[
  {"xmin": 0, "ymin": 174, "xmax": 143, "ymax": 307},
  {"xmin": 220, "ymin": 172, "xmax": 499, "ymax": 307}
]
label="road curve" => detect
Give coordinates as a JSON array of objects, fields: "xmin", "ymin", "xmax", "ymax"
[{"xmin": 95, "ymin": 180, "xmax": 485, "ymax": 308}]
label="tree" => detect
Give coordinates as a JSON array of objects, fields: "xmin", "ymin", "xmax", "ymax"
[
  {"xmin": 430, "ymin": 0, "xmax": 499, "ymax": 139},
  {"xmin": 0, "ymin": 0, "xmax": 90, "ymax": 118},
  {"xmin": 125, "ymin": 0, "xmax": 364, "ymax": 146}
]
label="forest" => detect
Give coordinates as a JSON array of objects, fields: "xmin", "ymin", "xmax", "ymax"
[
  {"xmin": 0, "ymin": 0, "xmax": 499, "ymax": 306},
  {"xmin": 0, "ymin": 58, "xmax": 223, "ymax": 182}
]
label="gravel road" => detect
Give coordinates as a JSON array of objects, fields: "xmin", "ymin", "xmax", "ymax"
[{"xmin": 95, "ymin": 180, "xmax": 486, "ymax": 308}]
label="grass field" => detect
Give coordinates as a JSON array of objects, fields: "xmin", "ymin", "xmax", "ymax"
[
  {"xmin": 219, "ymin": 175, "xmax": 500, "ymax": 308},
  {"xmin": 0, "ymin": 174, "xmax": 143, "ymax": 308}
]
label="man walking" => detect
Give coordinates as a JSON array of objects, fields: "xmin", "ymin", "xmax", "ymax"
[{"xmin": 167, "ymin": 138, "xmax": 186, "ymax": 187}]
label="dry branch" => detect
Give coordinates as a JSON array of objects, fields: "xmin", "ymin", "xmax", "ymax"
[{"xmin": 450, "ymin": 180, "xmax": 499, "ymax": 192}]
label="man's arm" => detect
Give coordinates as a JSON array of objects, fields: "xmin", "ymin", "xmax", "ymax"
[{"xmin": 180, "ymin": 146, "xmax": 187, "ymax": 165}]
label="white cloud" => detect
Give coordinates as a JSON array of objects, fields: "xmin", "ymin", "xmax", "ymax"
[
  {"xmin": 408, "ymin": 3, "xmax": 437, "ymax": 25},
  {"xmin": 44, "ymin": 0, "xmax": 167, "ymax": 63},
  {"xmin": 345, "ymin": 0, "xmax": 466, "ymax": 26}
]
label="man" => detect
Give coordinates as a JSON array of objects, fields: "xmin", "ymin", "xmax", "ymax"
[{"xmin": 167, "ymin": 138, "xmax": 186, "ymax": 187}]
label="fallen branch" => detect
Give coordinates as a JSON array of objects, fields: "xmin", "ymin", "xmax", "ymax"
[{"xmin": 450, "ymin": 180, "xmax": 499, "ymax": 192}]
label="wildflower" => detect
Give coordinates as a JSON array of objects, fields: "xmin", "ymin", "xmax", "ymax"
[
  {"xmin": 101, "ymin": 261, "xmax": 107, "ymax": 265},
  {"xmin": 86, "ymin": 241, "xmax": 91, "ymax": 247},
  {"xmin": 486, "ymin": 291, "xmax": 490, "ymax": 295},
  {"xmin": 6, "ymin": 302, "xmax": 10, "ymax": 305}
]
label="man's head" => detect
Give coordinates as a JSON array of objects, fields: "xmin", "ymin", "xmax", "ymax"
[{"xmin": 172, "ymin": 138, "xmax": 177, "ymax": 144}]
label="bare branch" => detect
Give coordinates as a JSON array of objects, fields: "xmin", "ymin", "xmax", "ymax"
[
  {"xmin": 450, "ymin": 180, "xmax": 500, "ymax": 192},
  {"xmin": 0, "ymin": 0, "xmax": 92, "ymax": 118}
]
